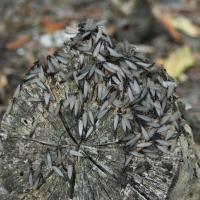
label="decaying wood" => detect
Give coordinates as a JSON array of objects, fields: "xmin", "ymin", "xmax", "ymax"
[{"xmin": 0, "ymin": 20, "xmax": 200, "ymax": 200}]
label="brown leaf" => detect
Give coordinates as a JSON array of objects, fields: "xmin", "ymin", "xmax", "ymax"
[
  {"xmin": 5, "ymin": 35, "xmax": 31, "ymax": 50},
  {"xmin": 160, "ymin": 15, "xmax": 181, "ymax": 43},
  {"xmin": 105, "ymin": 25, "xmax": 116, "ymax": 37},
  {"xmin": 169, "ymin": 15, "xmax": 200, "ymax": 38},
  {"xmin": 41, "ymin": 16, "xmax": 69, "ymax": 33},
  {"xmin": 0, "ymin": 74, "xmax": 7, "ymax": 91}
]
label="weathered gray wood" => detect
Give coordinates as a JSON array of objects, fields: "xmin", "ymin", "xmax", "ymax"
[{"xmin": 0, "ymin": 20, "xmax": 200, "ymax": 200}]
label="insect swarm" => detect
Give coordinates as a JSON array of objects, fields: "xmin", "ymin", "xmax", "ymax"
[{"xmin": 0, "ymin": 20, "xmax": 184, "ymax": 200}]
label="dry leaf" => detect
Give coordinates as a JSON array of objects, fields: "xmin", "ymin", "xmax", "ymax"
[
  {"xmin": 0, "ymin": 74, "xmax": 7, "ymax": 91},
  {"xmin": 163, "ymin": 46, "xmax": 195, "ymax": 78},
  {"xmin": 160, "ymin": 15, "xmax": 181, "ymax": 42},
  {"xmin": 105, "ymin": 25, "xmax": 116, "ymax": 36},
  {"xmin": 41, "ymin": 16, "xmax": 69, "ymax": 33},
  {"xmin": 5, "ymin": 35, "xmax": 31, "ymax": 50},
  {"xmin": 169, "ymin": 16, "xmax": 200, "ymax": 38}
]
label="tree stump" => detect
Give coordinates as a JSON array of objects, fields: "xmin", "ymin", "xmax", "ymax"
[{"xmin": 0, "ymin": 20, "xmax": 200, "ymax": 200}]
